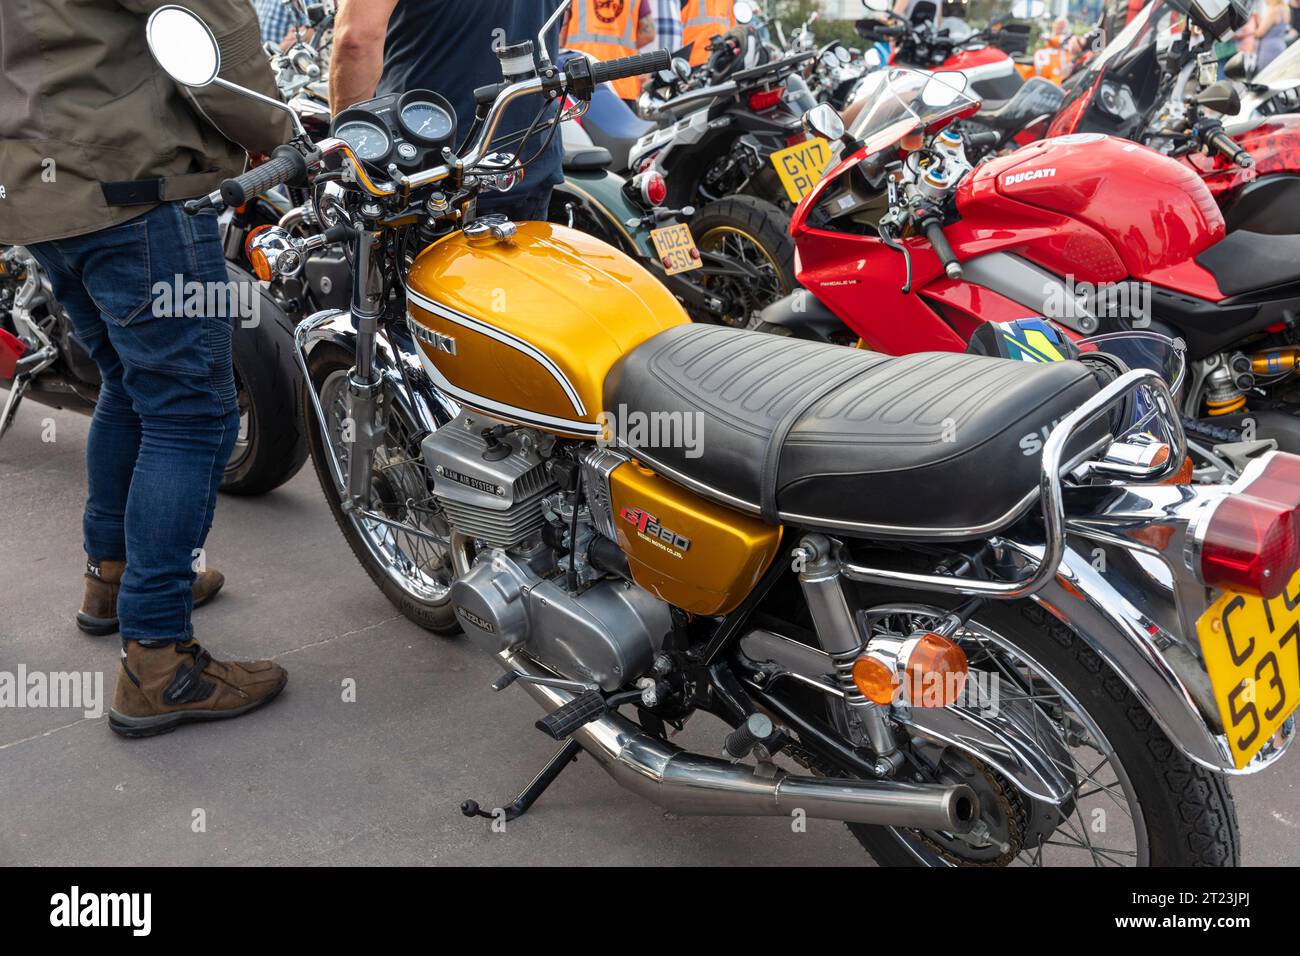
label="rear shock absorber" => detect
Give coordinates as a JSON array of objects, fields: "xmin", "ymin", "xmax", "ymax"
[{"xmin": 1204, "ymin": 353, "xmax": 1254, "ymax": 416}]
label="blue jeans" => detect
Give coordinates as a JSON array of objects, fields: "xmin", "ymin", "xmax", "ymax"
[{"xmin": 28, "ymin": 203, "xmax": 239, "ymax": 642}]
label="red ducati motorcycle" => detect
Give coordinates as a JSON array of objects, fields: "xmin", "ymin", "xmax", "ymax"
[
  {"xmin": 1034, "ymin": 0, "xmax": 1300, "ymax": 234},
  {"xmin": 764, "ymin": 68, "xmax": 1300, "ymax": 477}
]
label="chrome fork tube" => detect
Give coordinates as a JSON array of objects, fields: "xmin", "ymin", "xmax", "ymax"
[
  {"xmin": 795, "ymin": 534, "xmax": 900, "ymax": 769},
  {"xmin": 344, "ymin": 224, "xmax": 386, "ymax": 511}
]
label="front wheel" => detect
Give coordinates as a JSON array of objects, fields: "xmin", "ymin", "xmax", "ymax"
[
  {"xmin": 690, "ymin": 196, "xmax": 797, "ymax": 328},
  {"xmin": 303, "ymin": 343, "xmax": 459, "ymax": 635},
  {"xmin": 796, "ymin": 594, "xmax": 1240, "ymax": 866}
]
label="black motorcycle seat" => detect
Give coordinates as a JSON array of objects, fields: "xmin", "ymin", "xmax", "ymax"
[
  {"xmin": 1195, "ymin": 229, "xmax": 1300, "ymax": 296},
  {"xmin": 562, "ymin": 144, "xmax": 614, "ymax": 171},
  {"xmin": 604, "ymin": 324, "xmax": 1104, "ymax": 536},
  {"xmin": 975, "ymin": 77, "xmax": 1065, "ymax": 132}
]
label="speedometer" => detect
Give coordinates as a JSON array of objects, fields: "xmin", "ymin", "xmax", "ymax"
[
  {"xmin": 397, "ymin": 90, "xmax": 457, "ymax": 148},
  {"xmin": 400, "ymin": 101, "xmax": 454, "ymax": 143},
  {"xmin": 334, "ymin": 119, "xmax": 391, "ymax": 162}
]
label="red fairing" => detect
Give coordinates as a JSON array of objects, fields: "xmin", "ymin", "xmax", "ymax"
[
  {"xmin": 1182, "ymin": 115, "xmax": 1300, "ymax": 202},
  {"xmin": 940, "ymin": 45, "xmax": 1009, "ymax": 71},
  {"xmin": 959, "ymin": 135, "xmax": 1225, "ymax": 285}
]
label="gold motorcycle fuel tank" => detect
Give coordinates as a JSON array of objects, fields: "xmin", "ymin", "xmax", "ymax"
[
  {"xmin": 405, "ymin": 221, "xmax": 689, "ymax": 438},
  {"xmin": 608, "ymin": 459, "xmax": 782, "ymax": 617}
]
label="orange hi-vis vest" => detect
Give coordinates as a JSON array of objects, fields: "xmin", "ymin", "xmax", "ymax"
[
  {"xmin": 681, "ymin": 0, "xmax": 735, "ymax": 66},
  {"xmin": 566, "ymin": 0, "xmax": 642, "ymax": 100}
]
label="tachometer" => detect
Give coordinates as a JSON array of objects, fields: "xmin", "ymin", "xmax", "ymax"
[{"xmin": 335, "ymin": 119, "xmax": 391, "ymax": 162}]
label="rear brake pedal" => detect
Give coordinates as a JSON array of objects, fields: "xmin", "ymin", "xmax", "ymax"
[{"xmin": 535, "ymin": 689, "xmax": 606, "ymax": 740}]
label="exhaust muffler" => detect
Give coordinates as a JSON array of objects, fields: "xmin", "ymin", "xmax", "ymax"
[{"xmin": 499, "ymin": 651, "xmax": 978, "ymax": 832}]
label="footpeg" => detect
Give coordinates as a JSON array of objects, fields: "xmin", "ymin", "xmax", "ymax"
[
  {"xmin": 724, "ymin": 713, "xmax": 775, "ymax": 761},
  {"xmin": 535, "ymin": 689, "xmax": 606, "ymax": 740}
]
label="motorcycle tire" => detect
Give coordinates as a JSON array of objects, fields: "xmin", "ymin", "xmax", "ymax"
[
  {"xmin": 303, "ymin": 343, "xmax": 460, "ymax": 637},
  {"xmin": 690, "ymin": 196, "xmax": 797, "ymax": 328},
  {"xmin": 826, "ymin": 591, "xmax": 1240, "ymax": 867},
  {"xmin": 219, "ymin": 263, "xmax": 308, "ymax": 495}
]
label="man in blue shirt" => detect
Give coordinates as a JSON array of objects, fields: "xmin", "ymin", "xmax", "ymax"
[{"xmin": 330, "ymin": 0, "xmax": 565, "ymax": 221}]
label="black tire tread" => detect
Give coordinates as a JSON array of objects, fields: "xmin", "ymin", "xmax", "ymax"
[{"xmin": 219, "ymin": 263, "xmax": 308, "ymax": 495}]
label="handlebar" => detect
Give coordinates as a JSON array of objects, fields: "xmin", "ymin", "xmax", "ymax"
[
  {"xmin": 589, "ymin": 49, "xmax": 671, "ymax": 87},
  {"xmin": 923, "ymin": 219, "xmax": 962, "ymax": 280},
  {"xmin": 1206, "ymin": 127, "xmax": 1254, "ymax": 168},
  {"xmin": 220, "ymin": 146, "xmax": 311, "ymax": 207}
]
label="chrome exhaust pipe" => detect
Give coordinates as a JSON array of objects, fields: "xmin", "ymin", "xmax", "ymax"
[{"xmin": 500, "ymin": 650, "xmax": 978, "ymax": 832}]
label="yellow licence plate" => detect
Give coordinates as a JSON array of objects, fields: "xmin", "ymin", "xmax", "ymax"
[
  {"xmin": 1197, "ymin": 568, "xmax": 1300, "ymax": 768},
  {"xmin": 770, "ymin": 137, "xmax": 833, "ymax": 203},
  {"xmin": 650, "ymin": 222, "xmax": 702, "ymax": 276}
]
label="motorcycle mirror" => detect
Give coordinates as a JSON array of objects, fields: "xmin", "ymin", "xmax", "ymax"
[
  {"xmin": 146, "ymin": 5, "xmax": 310, "ymax": 139},
  {"xmin": 861, "ymin": 0, "xmax": 890, "ymax": 12},
  {"xmin": 922, "ymin": 71, "xmax": 968, "ymax": 106},
  {"xmin": 146, "ymin": 5, "xmax": 221, "ymax": 87},
  {"xmin": 537, "ymin": 0, "xmax": 571, "ymax": 69},
  {"xmin": 1196, "ymin": 80, "xmax": 1242, "ymax": 116},
  {"xmin": 1223, "ymin": 51, "xmax": 1248, "ymax": 81},
  {"xmin": 734, "ymin": 1, "xmax": 755, "ymax": 24},
  {"xmin": 672, "ymin": 56, "xmax": 692, "ymax": 80},
  {"xmin": 803, "ymin": 103, "xmax": 846, "ymax": 142}
]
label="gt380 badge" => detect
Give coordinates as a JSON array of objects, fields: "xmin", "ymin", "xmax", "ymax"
[{"xmin": 620, "ymin": 507, "xmax": 691, "ymax": 556}]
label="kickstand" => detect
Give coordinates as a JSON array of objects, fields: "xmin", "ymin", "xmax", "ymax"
[
  {"xmin": 461, "ymin": 737, "xmax": 582, "ymax": 823},
  {"xmin": 0, "ymin": 373, "xmax": 30, "ymax": 442}
]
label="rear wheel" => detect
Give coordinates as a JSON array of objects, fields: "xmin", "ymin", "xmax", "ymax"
[
  {"xmin": 690, "ymin": 196, "xmax": 796, "ymax": 328},
  {"xmin": 794, "ymin": 594, "xmax": 1239, "ymax": 867},
  {"xmin": 304, "ymin": 343, "xmax": 459, "ymax": 635}
]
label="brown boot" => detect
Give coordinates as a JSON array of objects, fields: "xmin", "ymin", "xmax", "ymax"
[
  {"xmin": 77, "ymin": 558, "xmax": 226, "ymax": 636},
  {"xmin": 108, "ymin": 639, "xmax": 288, "ymax": 738}
]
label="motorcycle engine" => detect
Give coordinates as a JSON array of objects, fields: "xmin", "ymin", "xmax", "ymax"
[{"xmin": 421, "ymin": 413, "xmax": 672, "ymax": 691}]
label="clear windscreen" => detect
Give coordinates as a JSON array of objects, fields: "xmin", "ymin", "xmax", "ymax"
[
  {"xmin": 846, "ymin": 68, "xmax": 980, "ymax": 153},
  {"xmin": 1078, "ymin": 331, "xmax": 1186, "ymax": 438}
]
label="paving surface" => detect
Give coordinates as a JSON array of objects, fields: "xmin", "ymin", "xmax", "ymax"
[{"xmin": 2, "ymin": 402, "xmax": 1298, "ymax": 865}]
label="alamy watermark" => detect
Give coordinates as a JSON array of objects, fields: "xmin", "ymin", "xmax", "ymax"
[
  {"xmin": 597, "ymin": 403, "xmax": 704, "ymax": 459},
  {"xmin": 0, "ymin": 666, "xmax": 104, "ymax": 718},
  {"xmin": 151, "ymin": 274, "xmax": 261, "ymax": 328}
]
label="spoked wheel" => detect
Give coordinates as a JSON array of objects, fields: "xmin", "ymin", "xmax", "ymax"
[
  {"xmin": 797, "ymin": 596, "xmax": 1239, "ymax": 867},
  {"xmin": 304, "ymin": 344, "xmax": 459, "ymax": 635},
  {"xmin": 690, "ymin": 196, "xmax": 796, "ymax": 328}
]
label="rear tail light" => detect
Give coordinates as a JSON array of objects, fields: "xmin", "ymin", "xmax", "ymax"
[
  {"xmin": 1199, "ymin": 455, "xmax": 1300, "ymax": 599},
  {"xmin": 748, "ymin": 86, "xmax": 784, "ymax": 111},
  {"xmin": 785, "ymin": 132, "xmax": 809, "ymax": 147},
  {"xmin": 638, "ymin": 171, "xmax": 668, "ymax": 207}
]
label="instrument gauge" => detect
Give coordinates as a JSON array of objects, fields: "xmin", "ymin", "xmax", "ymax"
[
  {"xmin": 396, "ymin": 91, "xmax": 458, "ymax": 149},
  {"xmin": 334, "ymin": 119, "xmax": 391, "ymax": 163}
]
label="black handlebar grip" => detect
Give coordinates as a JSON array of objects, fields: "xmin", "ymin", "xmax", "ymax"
[
  {"xmin": 965, "ymin": 129, "xmax": 1000, "ymax": 150},
  {"xmin": 924, "ymin": 219, "xmax": 962, "ymax": 280},
  {"xmin": 220, "ymin": 145, "xmax": 309, "ymax": 207},
  {"xmin": 589, "ymin": 49, "xmax": 672, "ymax": 87},
  {"xmin": 1208, "ymin": 128, "xmax": 1254, "ymax": 168}
]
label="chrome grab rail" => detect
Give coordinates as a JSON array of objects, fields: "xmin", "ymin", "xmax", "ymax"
[{"xmin": 839, "ymin": 369, "xmax": 1186, "ymax": 598}]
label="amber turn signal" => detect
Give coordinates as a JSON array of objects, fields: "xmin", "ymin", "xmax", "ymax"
[
  {"xmin": 245, "ymin": 225, "xmax": 274, "ymax": 282},
  {"xmin": 851, "ymin": 654, "xmax": 898, "ymax": 705},
  {"xmin": 903, "ymin": 633, "xmax": 968, "ymax": 708}
]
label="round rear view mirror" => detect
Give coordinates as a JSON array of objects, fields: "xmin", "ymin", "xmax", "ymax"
[
  {"xmin": 146, "ymin": 5, "xmax": 221, "ymax": 88},
  {"xmin": 734, "ymin": 1, "xmax": 756, "ymax": 25}
]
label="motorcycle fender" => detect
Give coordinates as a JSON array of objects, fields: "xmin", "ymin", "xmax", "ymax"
[
  {"xmin": 297, "ymin": 308, "xmax": 458, "ymax": 437},
  {"xmin": 1032, "ymin": 542, "xmax": 1293, "ymax": 775},
  {"xmin": 556, "ymin": 174, "xmax": 654, "ymax": 257}
]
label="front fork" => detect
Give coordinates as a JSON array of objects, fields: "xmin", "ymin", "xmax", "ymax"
[{"xmin": 343, "ymin": 224, "xmax": 386, "ymax": 512}]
